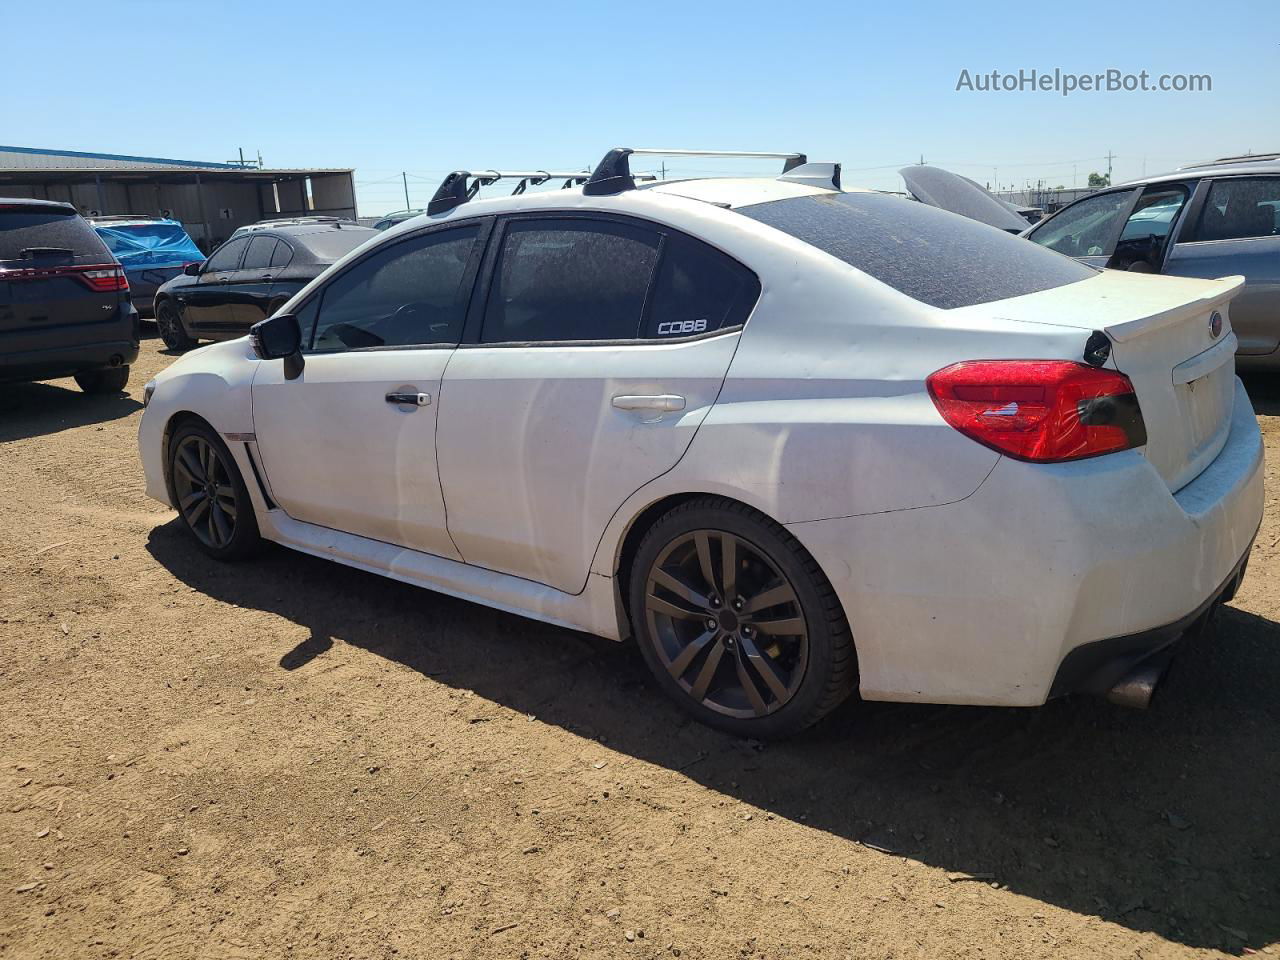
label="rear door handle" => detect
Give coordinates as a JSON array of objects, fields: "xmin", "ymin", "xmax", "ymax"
[
  {"xmin": 386, "ymin": 391, "xmax": 431, "ymax": 407},
  {"xmin": 611, "ymin": 394, "xmax": 686, "ymax": 412}
]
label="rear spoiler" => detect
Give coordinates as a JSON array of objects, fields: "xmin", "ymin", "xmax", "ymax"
[{"xmin": 1103, "ymin": 275, "xmax": 1245, "ymax": 344}]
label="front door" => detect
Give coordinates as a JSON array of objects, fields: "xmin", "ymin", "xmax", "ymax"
[
  {"xmin": 252, "ymin": 221, "xmax": 487, "ymax": 557},
  {"xmin": 182, "ymin": 236, "xmax": 249, "ymax": 332},
  {"xmin": 436, "ymin": 215, "xmax": 760, "ymax": 594}
]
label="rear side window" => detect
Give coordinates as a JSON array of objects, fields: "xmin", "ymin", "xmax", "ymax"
[
  {"xmin": 1189, "ymin": 178, "xmax": 1280, "ymax": 242},
  {"xmin": 242, "ymin": 235, "xmax": 278, "ymax": 270},
  {"xmin": 0, "ymin": 208, "xmax": 109, "ymax": 263},
  {"xmin": 309, "ymin": 224, "xmax": 479, "ymax": 352},
  {"xmin": 482, "ymin": 219, "xmax": 659, "ymax": 343},
  {"xmin": 269, "ymin": 240, "xmax": 293, "ymax": 268},
  {"xmin": 643, "ymin": 233, "xmax": 760, "ymax": 338},
  {"xmin": 740, "ymin": 192, "xmax": 1096, "ymax": 309}
]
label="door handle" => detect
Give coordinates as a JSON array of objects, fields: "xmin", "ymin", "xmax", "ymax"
[
  {"xmin": 260, "ymin": 274, "xmax": 274, "ymax": 281},
  {"xmin": 385, "ymin": 391, "xmax": 431, "ymax": 407},
  {"xmin": 216, "ymin": 275, "xmax": 232, "ymax": 282},
  {"xmin": 611, "ymin": 394, "xmax": 686, "ymax": 412}
]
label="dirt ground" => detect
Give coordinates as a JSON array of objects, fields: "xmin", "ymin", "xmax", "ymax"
[{"xmin": 2, "ymin": 333, "xmax": 1278, "ymax": 960}]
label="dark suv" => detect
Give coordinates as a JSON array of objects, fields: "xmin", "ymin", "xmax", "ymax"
[
  {"xmin": 0, "ymin": 199, "xmax": 140, "ymax": 393},
  {"xmin": 153, "ymin": 221, "xmax": 378, "ymax": 351}
]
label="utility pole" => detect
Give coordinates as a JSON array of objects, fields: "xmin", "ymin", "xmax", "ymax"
[
  {"xmin": 659, "ymin": 161, "xmax": 667, "ymax": 180},
  {"xmin": 1106, "ymin": 149, "xmax": 1115, "ymax": 184},
  {"xmin": 403, "ymin": 172, "xmax": 411, "ymax": 212}
]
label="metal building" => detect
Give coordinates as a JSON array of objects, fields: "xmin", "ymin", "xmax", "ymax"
[{"xmin": 0, "ymin": 145, "xmax": 357, "ymax": 253}]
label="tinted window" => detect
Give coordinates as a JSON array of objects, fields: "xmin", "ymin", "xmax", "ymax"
[
  {"xmin": 309, "ymin": 225, "xmax": 479, "ymax": 352},
  {"xmin": 296, "ymin": 227, "xmax": 379, "ymax": 262},
  {"xmin": 242, "ymin": 235, "xmax": 278, "ymax": 270},
  {"xmin": 1028, "ymin": 190, "xmax": 1136, "ymax": 258},
  {"xmin": 643, "ymin": 233, "xmax": 760, "ymax": 338},
  {"xmin": 0, "ymin": 208, "xmax": 109, "ymax": 263},
  {"xmin": 206, "ymin": 237, "xmax": 249, "ymax": 272},
  {"xmin": 482, "ymin": 219, "xmax": 659, "ymax": 343},
  {"xmin": 269, "ymin": 240, "xmax": 293, "ymax": 268},
  {"xmin": 740, "ymin": 192, "xmax": 1095, "ymax": 309},
  {"xmin": 1189, "ymin": 178, "xmax": 1280, "ymax": 242}
]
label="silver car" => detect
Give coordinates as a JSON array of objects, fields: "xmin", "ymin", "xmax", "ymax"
[{"xmin": 1024, "ymin": 154, "xmax": 1280, "ymax": 369}]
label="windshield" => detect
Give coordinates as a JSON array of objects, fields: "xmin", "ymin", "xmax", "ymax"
[{"xmin": 737, "ymin": 192, "xmax": 1095, "ymax": 309}]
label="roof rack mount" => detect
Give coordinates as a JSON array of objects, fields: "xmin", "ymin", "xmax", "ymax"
[
  {"xmin": 583, "ymin": 147, "xmax": 809, "ymax": 196},
  {"xmin": 428, "ymin": 170, "xmax": 591, "ymax": 214}
]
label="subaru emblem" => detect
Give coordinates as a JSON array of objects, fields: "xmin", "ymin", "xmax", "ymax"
[{"xmin": 1209, "ymin": 311, "xmax": 1223, "ymax": 338}]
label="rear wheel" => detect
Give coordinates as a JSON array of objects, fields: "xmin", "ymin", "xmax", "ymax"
[
  {"xmin": 155, "ymin": 299, "xmax": 195, "ymax": 352},
  {"xmin": 168, "ymin": 421, "xmax": 261, "ymax": 561},
  {"xmin": 74, "ymin": 366, "xmax": 129, "ymax": 394},
  {"xmin": 629, "ymin": 497, "xmax": 856, "ymax": 739}
]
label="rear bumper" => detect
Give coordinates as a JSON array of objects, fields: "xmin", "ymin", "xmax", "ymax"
[
  {"xmin": 786, "ymin": 377, "xmax": 1265, "ymax": 707},
  {"xmin": 0, "ymin": 304, "xmax": 140, "ymax": 382}
]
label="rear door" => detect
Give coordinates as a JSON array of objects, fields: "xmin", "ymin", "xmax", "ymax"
[
  {"xmin": 1165, "ymin": 176, "xmax": 1280, "ymax": 357},
  {"xmin": 0, "ymin": 206, "xmax": 121, "ymax": 341},
  {"xmin": 182, "ymin": 236, "xmax": 249, "ymax": 333},
  {"xmin": 436, "ymin": 214, "xmax": 759, "ymax": 594},
  {"xmin": 228, "ymin": 234, "xmax": 280, "ymax": 327}
]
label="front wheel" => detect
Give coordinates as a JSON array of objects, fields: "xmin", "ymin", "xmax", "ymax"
[
  {"xmin": 155, "ymin": 300, "xmax": 195, "ymax": 352},
  {"xmin": 74, "ymin": 366, "xmax": 129, "ymax": 394},
  {"xmin": 629, "ymin": 497, "xmax": 857, "ymax": 739},
  {"xmin": 168, "ymin": 421, "xmax": 261, "ymax": 561}
]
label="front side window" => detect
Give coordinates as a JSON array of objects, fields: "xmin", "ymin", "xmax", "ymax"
[
  {"xmin": 241, "ymin": 235, "xmax": 278, "ymax": 270},
  {"xmin": 1188, "ymin": 177, "xmax": 1280, "ymax": 242},
  {"xmin": 481, "ymin": 219, "xmax": 659, "ymax": 343},
  {"xmin": 740, "ymin": 192, "xmax": 1095, "ymax": 310},
  {"xmin": 308, "ymin": 224, "xmax": 479, "ymax": 352},
  {"xmin": 1027, "ymin": 190, "xmax": 1136, "ymax": 258},
  {"xmin": 205, "ymin": 237, "xmax": 249, "ymax": 273}
]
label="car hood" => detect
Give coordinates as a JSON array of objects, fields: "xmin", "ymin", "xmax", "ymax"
[{"xmin": 899, "ymin": 165, "xmax": 1031, "ymax": 232}]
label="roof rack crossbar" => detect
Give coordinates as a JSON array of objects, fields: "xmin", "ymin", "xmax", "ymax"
[
  {"xmin": 583, "ymin": 147, "xmax": 808, "ymax": 196},
  {"xmin": 428, "ymin": 170, "xmax": 590, "ymax": 213}
]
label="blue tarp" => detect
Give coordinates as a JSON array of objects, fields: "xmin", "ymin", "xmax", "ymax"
[{"xmin": 95, "ymin": 221, "xmax": 203, "ymax": 273}]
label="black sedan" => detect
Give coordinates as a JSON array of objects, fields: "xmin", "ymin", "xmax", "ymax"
[{"xmin": 153, "ymin": 221, "xmax": 378, "ymax": 351}]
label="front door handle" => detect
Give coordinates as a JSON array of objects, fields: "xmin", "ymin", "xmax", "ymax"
[
  {"xmin": 611, "ymin": 394, "xmax": 686, "ymax": 412},
  {"xmin": 386, "ymin": 391, "xmax": 431, "ymax": 407}
]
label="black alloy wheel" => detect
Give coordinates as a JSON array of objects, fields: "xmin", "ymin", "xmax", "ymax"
[
  {"xmin": 630, "ymin": 498, "xmax": 856, "ymax": 738},
  {"xmin": 168, "ymin": 422, "xmax": 261, "ymax": 560}
]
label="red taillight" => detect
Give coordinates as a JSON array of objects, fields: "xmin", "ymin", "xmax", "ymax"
[
  {"xmin": 927, "ymin": 360, "xmax": 1147, "ymax": 463},
  {"xmin": 0, "ymin": 263, "xmax": 128, "ymax": 292},
  {"xmin": 78, "ymin": 265, "xmax": 129, "ymax": 292}
]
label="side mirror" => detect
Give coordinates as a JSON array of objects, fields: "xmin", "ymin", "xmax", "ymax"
[
  {"xmin": 183, "ymin": 261, "xmax": 204, "ymax": 276},
  {"xmin": 250, "ymin": 313, "xmax": 305, "ymax": 380}
]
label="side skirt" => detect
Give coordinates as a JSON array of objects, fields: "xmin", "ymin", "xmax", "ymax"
[{"xmin": 255, "ymin": 509, "xmax": 623, "ymax": 641}]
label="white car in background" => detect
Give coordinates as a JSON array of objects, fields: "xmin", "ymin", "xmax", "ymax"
[{"xmin": 138, "ymin": 148, "xmax": 1264, "ymax": 738}]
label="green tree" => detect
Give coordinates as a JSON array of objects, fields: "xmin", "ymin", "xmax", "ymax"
[{"xmin": 1087, "ymin": 172, "xmax": 1111, "ymax": 187}]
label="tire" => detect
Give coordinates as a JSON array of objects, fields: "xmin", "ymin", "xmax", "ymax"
[
  {"xmin": 74, "ymin": 365, "xmax": 130, "ymax": 394},
  {"xmin": 168, "ymin": 420, "xmax": 261, "ymax": 561},
  {"xmin": 155, "ymin": 299, "xmax": 195, "ymax": 352},
  {"xmin": 628, "ymin": 497, "xmax": 857, "ymax": 739}
]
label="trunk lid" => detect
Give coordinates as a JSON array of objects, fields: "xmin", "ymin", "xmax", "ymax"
[{"xmin": 986, "ymin": 270, "xmax": 1245, "ymax": 492}]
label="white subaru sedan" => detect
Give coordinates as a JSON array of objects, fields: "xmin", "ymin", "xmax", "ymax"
[{"xmin": 138, "ymin": 148, "xmax": 1264, "ymax": 738}]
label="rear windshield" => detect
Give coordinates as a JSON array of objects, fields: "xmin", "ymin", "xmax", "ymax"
[
  {"xmin": 737, "ymin": 192, "xmax": 1096, "ymax": 309},
  {"xmin": 0, "ymin": 208, "xmax": 109, "ymax": 263},
  {"xmin": 294, "ymin": 228, "xmax": 379, "ymax": 262}
]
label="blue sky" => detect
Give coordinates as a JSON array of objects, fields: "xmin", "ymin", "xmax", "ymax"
[{"xmin": 7, "ymin": 0, "xmax": 1277, "ymax": 215}]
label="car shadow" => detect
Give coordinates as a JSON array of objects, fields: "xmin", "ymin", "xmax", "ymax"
[
  {"xmin": 0, "ymin": 379, "xmax": 142, "ymax": 443},
  {"xmin": 146, "ymin": 520, "xmax": 1280, "ymax": 953},
  {"xmin": 1241, "ymin": 374, "xmax": 1280, "ymax": 417}
]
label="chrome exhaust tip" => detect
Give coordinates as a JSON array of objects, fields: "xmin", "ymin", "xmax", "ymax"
[{"xmin": 1106, "ymin": 662, "xmax": 1166, "ymax": 710}]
